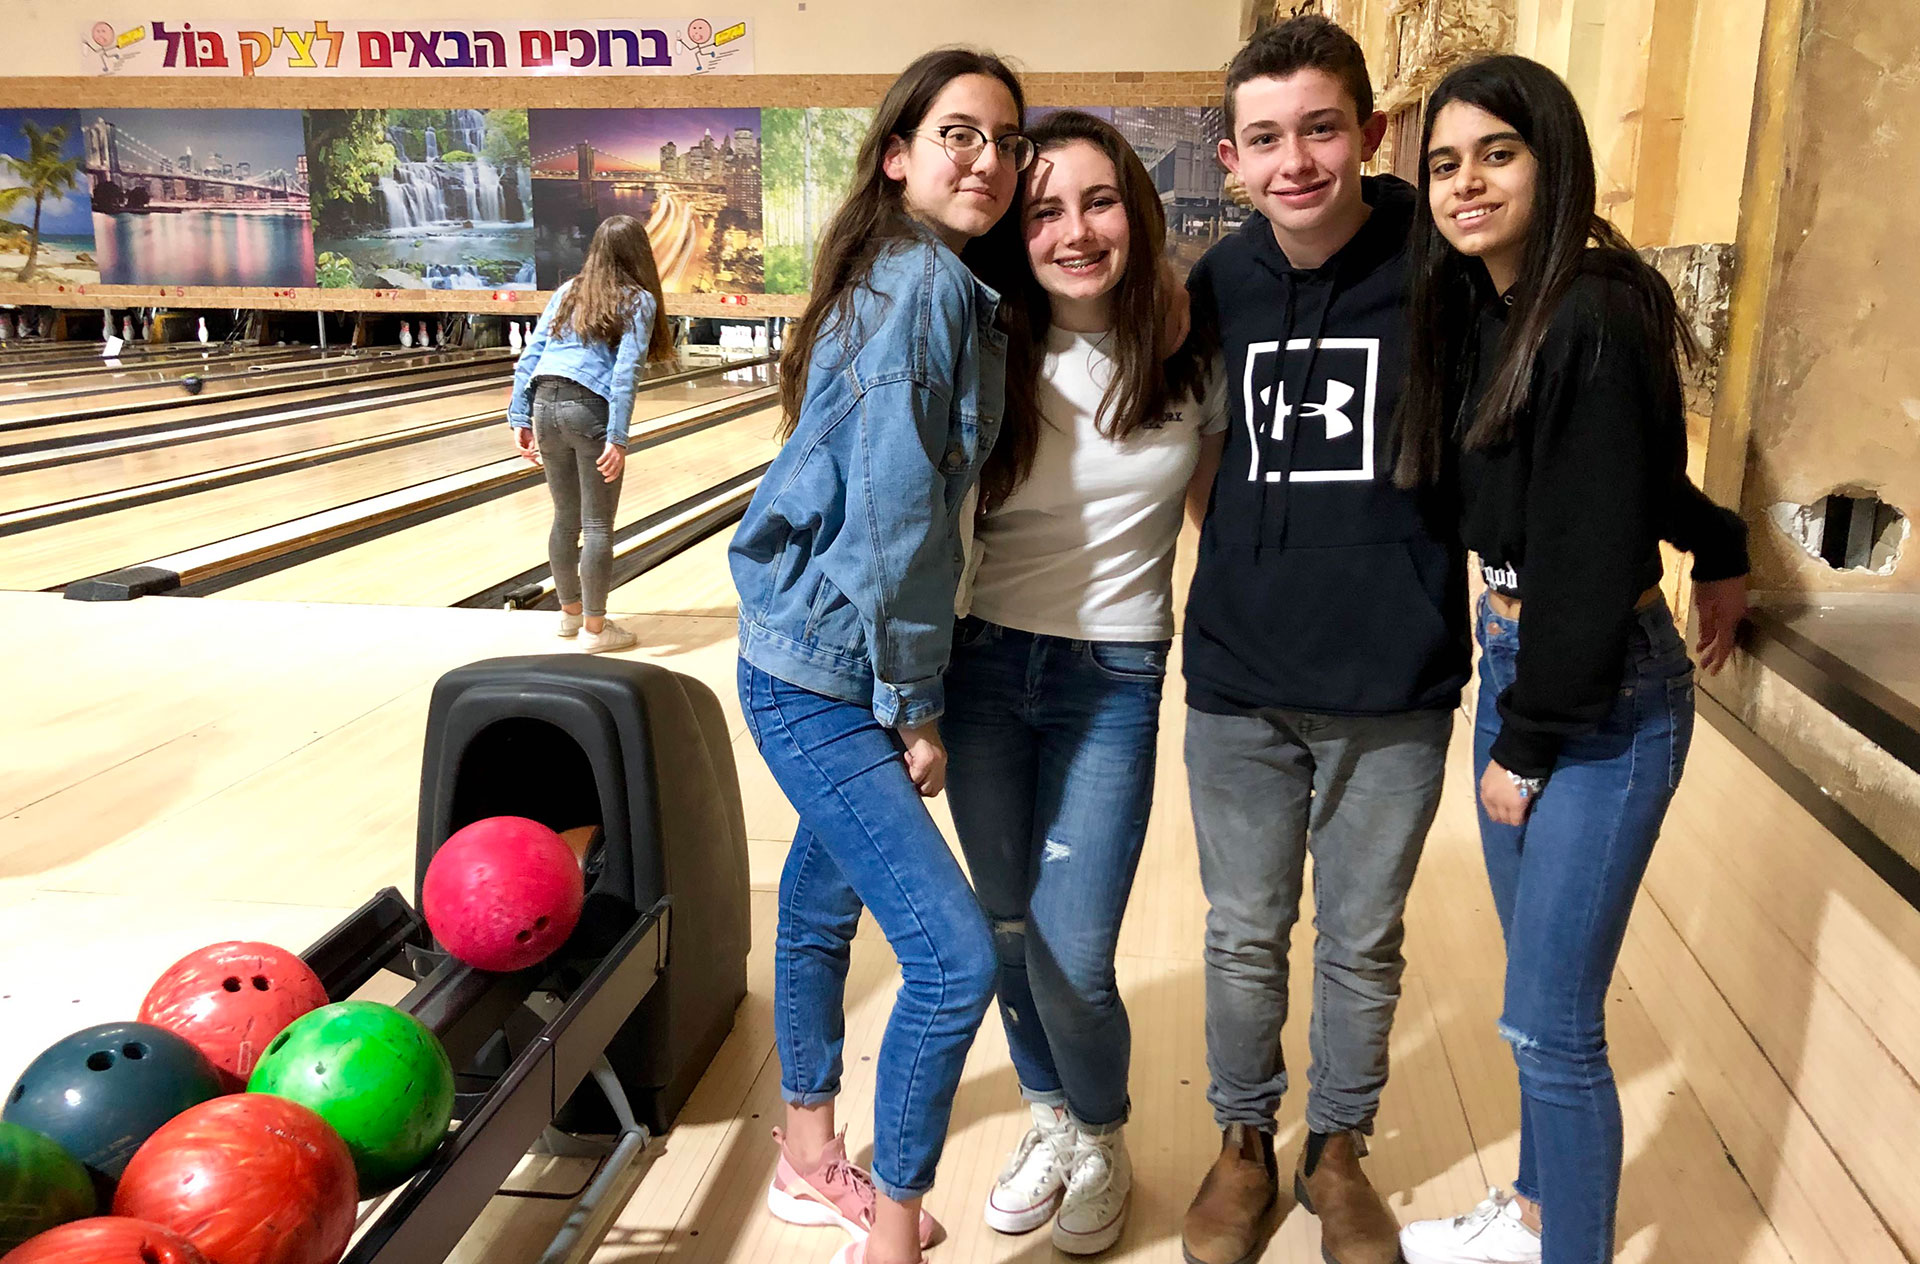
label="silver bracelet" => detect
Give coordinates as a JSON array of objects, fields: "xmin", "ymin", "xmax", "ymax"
[{"xmin": 1505, "ymin": 770, "xmax": 1547, "ymax": 799}]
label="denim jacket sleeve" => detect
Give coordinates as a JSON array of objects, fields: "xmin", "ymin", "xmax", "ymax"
[
  {"xmin": 507, "ymin": 287, "xmax": 564, "ymax": 429},
  {"xmin": 605, "ymin": 290, "xmax": 657, "ymax": 447},
  {"xmin": 818, "ymin": 267, "xmax": 975, "ymax": 728}
]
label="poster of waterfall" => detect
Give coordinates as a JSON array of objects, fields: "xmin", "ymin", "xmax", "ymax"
[
  {"xmin": 0, "ymin": 109, "xmax": 97, "ymax": 284},
  {"xmin": 81, "ymin": 109, "xmax": 314, "ymax": 286},
  {"xmin": 528, "ymin": 108, "xmax": 762, "ymax": 294},
  {"xmin": 1028, "ymin": 106, "xmax": 1239, "ymax": 276},
  {"xmin": 761, "ymin": 107, "xmax": 872, "ymax": 295},
  {"xmin": 305, "ymin": 108, "xmax": 535, "ymax": 289}
]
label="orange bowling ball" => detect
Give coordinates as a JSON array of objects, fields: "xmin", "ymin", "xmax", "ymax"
[
  {"xmin": 139, "ymin": 943, "xmax": 330, "ymax": 1090},
  {"xmin": 3, "ymin": 1216, "xmax": 209, "ymax": 1263}
]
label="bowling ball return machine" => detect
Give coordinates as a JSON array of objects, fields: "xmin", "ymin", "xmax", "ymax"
[{"xmin": 296, "ymin": 656, "xmax": 751, "ymax": 1264}]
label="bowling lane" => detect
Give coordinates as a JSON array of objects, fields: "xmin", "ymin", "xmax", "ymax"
[
  {"xmin": 607, "ymin": 528, "xmax": 739, "ymax": 617},
  {"xmin": 0, "ymin": 373, "xmax": 758, "ymax": 516},
  {"xmin": 9, "ymin": 361, "xmax": 508, "ymax": 449},
  {"xmin": 0, "ymin": 349, "xmax": 503, "ymax": 427},
  {"xmin": 0, "ymin": 344, "xmax": 322, "ymax": 390},
  {"xmin": 213, "ymin": 405, "xmax": 782, "ymax": 606}
]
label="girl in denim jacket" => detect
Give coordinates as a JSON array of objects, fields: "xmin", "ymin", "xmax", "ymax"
[
  {"xmin": 729, "ymin": 47, "xmax": 1036, "ymax": 1264},
  {"xmin": 509, "ymin": 214, "xmax": 675, "ymax": 653}
]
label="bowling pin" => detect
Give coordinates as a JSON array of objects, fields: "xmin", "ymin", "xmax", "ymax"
[
  {"xmin": 0, "ymin": 314, "xmax": 12, "ymax": 340},
  {"xmin": 400, "ymin": 320, "xmax": 413, "ymax": 348},
  {"xmin": 196, "ymin": 316, "xmax": 209, "ymax": 344},
  {"xmin": 121, "ymin": 316, "xmax": 134, "ymax": 343},
  {"xmin": 509, "ymin": 321, "xmax": 524, "ymax": 354},
  {"xmin": 434, "ymin": 321, "xmax": 446, "ymax": 348}
]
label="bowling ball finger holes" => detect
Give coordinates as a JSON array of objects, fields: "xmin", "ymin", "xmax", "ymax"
[
  {"xmin": 514, "ymin": 916, "xmax": 552, "ymax": 945},
  {"xmin": 221, "ymin": 975, "xmax": 273, "ymax": 992}
]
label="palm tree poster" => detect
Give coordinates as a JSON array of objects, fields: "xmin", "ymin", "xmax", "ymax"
[
  {"xmin": 528, "ymin": 108, "xmax": 762, "ymax": 294},
  {"xmin": 0, "ymin": 110, "xmax": 96, "ymax": 284},
  {"xmin": 305, "ymin": 109, "xmax": 535, "ymax": 290},
  {"xmin": 82, "ymin": 109, "xmax": 314, "ymax": 287},
  {"xmin": 761, "ymin": 108, "xmax": 872, "ymax": 295}
]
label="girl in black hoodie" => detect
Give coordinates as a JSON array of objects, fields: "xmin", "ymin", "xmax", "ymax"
[{"xmin": 1392, "ymin": 56, "xmax": 1741, "ymax": 1264}]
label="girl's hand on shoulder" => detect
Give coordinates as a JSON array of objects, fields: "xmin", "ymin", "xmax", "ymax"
[
  {"xmin": 1480, "ymin": 759, "xmax": 1536, "ymax": 826},
  {"xmin": 898, "ymin": 720, "xmax": 947, "ymax": 798},
  {"xmin": 597, "ymin": 441, "xmax": 626, "ymax": 483}
]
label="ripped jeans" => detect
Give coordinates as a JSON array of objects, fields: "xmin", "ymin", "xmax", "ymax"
[
  {"xmin": 942, "ymin": 618, "xmax": 1169, "ymax": 1132},
  {"xmin": 1474, "ymin": 593, "xmax": 1695, "ymax": 1263}
]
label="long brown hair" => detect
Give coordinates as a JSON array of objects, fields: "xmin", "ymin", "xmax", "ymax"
[
  {"xmin": 985, "ymin": 109, "xmax": 1208, "ymax": 506},
  {"xmin": 777, "ymin": 47, "xmax": 1037, "ymax": 480},
  {"xmin": 551, "ymin": 214, "xmax": 676, "ymax": 364}
]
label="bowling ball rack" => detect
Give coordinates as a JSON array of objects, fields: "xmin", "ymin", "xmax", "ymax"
[{"xmin": 299, "ymin": 882, "xmax": 670, "ymax": 1264}]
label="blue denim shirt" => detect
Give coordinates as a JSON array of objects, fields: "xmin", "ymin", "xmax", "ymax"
[
  {"xmin": 507, "ymin": 281, "xmax": 659, "ymax": 445},
  {"xmin": 731, "ymin": 234, "xmax": 1007, "ymax": 728}
]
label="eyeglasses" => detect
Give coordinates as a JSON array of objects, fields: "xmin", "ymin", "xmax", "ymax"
[{"xmin": 912, "ymin": 124, "xmax": 1036, "ymax": 173}]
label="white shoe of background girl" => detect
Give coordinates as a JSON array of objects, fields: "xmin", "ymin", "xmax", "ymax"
[
  {"xmin": 984, "ymin": 1102, "xmax": 1075, "ymax": 1233},
  {"xmin": 579, "ymin": 622, "xmax": 637, "ymax": 654},
  {"xmin": 1400, "ymin": 1188, "xmax": 1542, "ymax": 1264},
  {"xmin": 557, "ymin": 610, "xmax": 583, "ymax": 638},
  {"xmin": 1052, "ymin": 1126, "xmax": 1130, "ymax": 1255}
]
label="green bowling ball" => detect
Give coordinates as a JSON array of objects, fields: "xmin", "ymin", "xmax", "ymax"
[
  {"xmin": 247, "ymin": 1001, "xmax": 454, "ymax": 1194},
  {"xmin": 0, "ymin": 1120, "xmax": 97, "ymax": 1251}
]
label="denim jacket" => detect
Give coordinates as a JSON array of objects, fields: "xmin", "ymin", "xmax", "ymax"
[
  {"xmin": 731, "ymin": 233, "xmax": 1007, "ymax": 728},
  {"xmin": 507, "ymin": 281, "xmax": 659, "ymax": 446}
]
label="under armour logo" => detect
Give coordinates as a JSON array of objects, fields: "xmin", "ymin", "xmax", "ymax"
[
  {"xmin": 1259, "ymin": 379, "xmax": 1356, "ymax": 440},
  {"xmin": 1241, "ymin": 337, "xmax": 1381, "ymax": 484}
]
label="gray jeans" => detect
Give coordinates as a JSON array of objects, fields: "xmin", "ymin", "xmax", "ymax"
[
  {"xmin": 1186, "ymin": 704, "xmax": 1451, "ymax": 1135},
  {"xmin": 533, "ymin": 378, "xmax": 624, "ymax": 618}
]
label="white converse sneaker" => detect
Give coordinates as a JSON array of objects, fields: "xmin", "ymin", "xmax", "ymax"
[
  {"xmin": 1052, "ymin": 1127, "xmax": 1130, "ymax": 1255},
  {"xmin": 1400, "ymin": 1188, "xmax": 1542, "ymax": 1264},
  {"xmin": 579, "ymin": 622, "xmax": 638, "ymax": 654},
  {"xmin": 557, "ymin": 610, "xmax": 583, "ymax": 638},
  {"xmin": 984, "ymin": 1102, "xmax": 1075, "ymax": 1234}
]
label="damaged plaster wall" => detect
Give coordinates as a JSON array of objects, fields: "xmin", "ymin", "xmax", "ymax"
[{"xmin": 1745, "ymin": 4, "xmax": 1920, "ymax": 594}]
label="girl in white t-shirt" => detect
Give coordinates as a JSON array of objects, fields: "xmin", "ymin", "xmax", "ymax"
[{"xmin": 942, "ymin": 110, "xmax": 1224, "ymax": 1255}]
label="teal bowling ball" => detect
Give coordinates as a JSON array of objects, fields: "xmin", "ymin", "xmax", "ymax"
[{"xmin": 3, "ymin": 1022, "xmax": 224, "ymax": 1186}]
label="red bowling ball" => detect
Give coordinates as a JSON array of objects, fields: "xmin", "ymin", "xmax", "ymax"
[
  {"xmin": 420, "ymin": 816, "xmax": 584, "ymax": 972},
  {"xmin": 3, "ymin": 1216, "xmax": 209, "ymax": 1264},
  {"xmin": 138, "ymin": 943, "xmax": 331, "ymax": 1090},
  {"xmin": 112, "ymin": 1095, "xmax": 357, "ymax": 1264}
]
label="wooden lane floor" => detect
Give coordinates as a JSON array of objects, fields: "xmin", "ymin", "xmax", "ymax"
[
  {"xmin": 0, "ymin": 378, "xmax": 769, "ymax": 592},
  {"xmin": 212, "ymin": 404, "xmax": 782, "ymax": 606},
  {"xmin": 607, "ymin": 529, "xmax": 740, "ymax": 619},
  {"xmin": 4, "ymin": 573, "xmax": 1885, "ymax": 1262},
  {"xmin": 0, "ymin": 348, "xmax": 504, "ymax": 428},
  {"xmin": 0, "ymin": 344, "xmax": 323, "ymax": 391}
]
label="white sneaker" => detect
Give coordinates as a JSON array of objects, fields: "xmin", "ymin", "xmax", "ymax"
[
  {"xmin": 1052, "ymin": 1127, "xmax": 1130, "ymax": 1255},
  {"xmin": 579, "ymin": 622, "xmax": 638, "ymax": 654},
  {"xmin": 984, "ymin": 1102, "xmax": 1075, "ymax": 1234},
  {"xmin": 1400, "ymin": 1188, "xmax": 1542, "ymax": 1264},
  {"xmin": 557, "ymin": 610, "xmax": 583, "ymax": 638}
]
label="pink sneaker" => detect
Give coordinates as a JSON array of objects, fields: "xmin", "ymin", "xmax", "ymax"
[{"xmin": 766, "ymin": 1128, "xmax": 941, "ymax": 1248}]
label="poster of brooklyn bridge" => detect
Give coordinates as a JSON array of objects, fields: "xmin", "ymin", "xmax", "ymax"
[
  {"xmin": 81, "ymin": 108, "xmax": 314, "ymax": 287},
  {"xmin": 529, "ymin": 108, "xmax": 763, "ymax": 294}
]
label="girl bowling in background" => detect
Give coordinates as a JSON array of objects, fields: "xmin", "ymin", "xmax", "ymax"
[
  {"xmin": 940, "ymin": 109, "xmax": 1218, "ymax": 1255},
  {"xmin": 1390, "ymin": 55, "xmax": 1744, "ymax": 1264},
  {"xmin": 727, "ymin": 47, "xmax": 1036, "ymax": 1264},
  {"xmin": 508, "ymin": 213, "xmax": 676, "ymax": 655}
]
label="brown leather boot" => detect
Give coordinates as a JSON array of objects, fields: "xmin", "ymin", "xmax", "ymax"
[
  {"xmin": 1293, "ymin": 1131, "xmax": 1403, "ymax": 1264},
  {"xmin": 1181, "ymin": 1123, "xmax": 1279, "ymax": 1264}
]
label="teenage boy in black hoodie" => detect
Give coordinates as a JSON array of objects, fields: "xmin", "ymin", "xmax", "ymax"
[{"xmin": 1176, "ymin": 19, "xmax": 1748, "ymax": 1264}]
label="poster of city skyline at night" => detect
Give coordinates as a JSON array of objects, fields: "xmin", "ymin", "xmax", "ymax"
[
  {"xmin": 0, "ymin": 109, "xmax": 96, "ymax": 285},
  {"xmin": 82, "ymin": 108, "xmax": 314, "ymax": 286},
  {"xmin": 528, "ymin": 108, "xmax": 762, "ymax": 293}
]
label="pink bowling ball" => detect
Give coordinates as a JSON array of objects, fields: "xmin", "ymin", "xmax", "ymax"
[{"xmin": 420, "ymin": 817, "xmax": 584, "ymax": 972}]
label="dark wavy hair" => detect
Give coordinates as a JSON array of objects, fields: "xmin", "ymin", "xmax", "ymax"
[
  {"xmin": 776, "ymin": 45, "xmax": 1037, "ymax": 493},
  {"xmin": 550, "ymin": 214, "xmax": 675, "ymax": 364},
  {"xmin": 986, "ymin": 109, "xmax": 1208, "ymax": 507},
  {"xmin": 1393, "ymin": 54, "xmax": 1693, "ymax": 488}
]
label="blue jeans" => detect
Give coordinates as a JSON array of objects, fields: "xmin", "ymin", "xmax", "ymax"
[
  {"xmin": 942, "ymin": 619, "xmax": 1169, "ymax": 1133},
  {"xmin": 739, "ymin": 660, "xmax": 997, "ymax": 1200},
  {"xmin": 1474, "ymin": 594, "xmax": 1695, "ymax": 1264}
]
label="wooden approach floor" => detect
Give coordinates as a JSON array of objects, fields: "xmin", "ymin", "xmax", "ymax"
[{"xmin": 4, "ymin": 568, "xmax": 1918, "ymax": 1263}]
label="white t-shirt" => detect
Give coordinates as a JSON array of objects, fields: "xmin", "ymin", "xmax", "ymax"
[{"xmin": 963, "ymin": 325, "xmax": 1226, "ymax": 642}]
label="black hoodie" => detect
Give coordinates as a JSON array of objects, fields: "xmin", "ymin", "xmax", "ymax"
[{"xmin": 1184, "ymin": 175, "xmax": 1469, "ymax": 717}]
